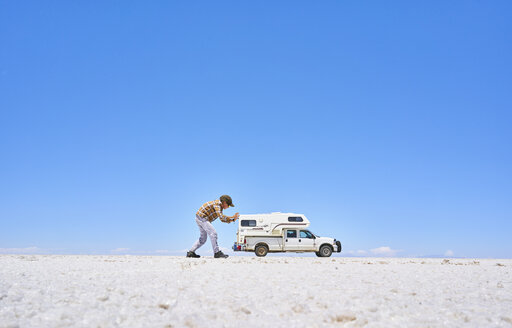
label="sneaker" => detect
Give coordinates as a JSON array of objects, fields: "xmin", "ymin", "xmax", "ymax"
[
  {"xmin": 214, "ymin": 251, "xmax": 229, "ymax": 258},
  {"xmin": 186, "ymin": 251, "xmax": 200, "ymax": 258}
]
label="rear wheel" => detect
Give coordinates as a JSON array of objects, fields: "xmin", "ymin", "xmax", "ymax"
[
  {"xmin": 319, "ymin": 245, "xmax": 333, "ymax": 257},
  {"xmin": 255, "ymin": 245, "xmax": 268, "ymax": 257}
]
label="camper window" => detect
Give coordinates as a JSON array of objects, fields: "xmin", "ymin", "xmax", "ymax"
[
  {"xmin": 288, "ymin": 216, "xmax": 303, "ymax": 222},
  {"xmin": 241, "ymin": 220, "xmax": 257, "ymax": 227}
]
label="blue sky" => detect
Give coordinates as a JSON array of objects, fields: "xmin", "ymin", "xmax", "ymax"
[{"xmin": 1, "ymin": 1, "xmax": 511, "ymax": 258}]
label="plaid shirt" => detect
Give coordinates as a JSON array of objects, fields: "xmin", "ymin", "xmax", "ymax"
[{"xmin": 196, "ymin": 199, "xmax": 233, "ymax": 223}]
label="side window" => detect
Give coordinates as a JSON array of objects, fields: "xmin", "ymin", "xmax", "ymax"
[
  {"xmin": 288, "ymin": 216, "xmax": 304, "ymax": 222},
  {"xmin": 287, "ymin": 230, "xmax": 297, "ymax": 238},
  {"xmin": 241, "ymin": 220, "xmax": 256, "ymax": 227},
  {"xmin": 300, "ymin": 230, "xmax": 313, "ymax": 239}
]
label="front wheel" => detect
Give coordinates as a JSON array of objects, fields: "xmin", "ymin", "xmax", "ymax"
[
  {"xmin": 319, "ymin": 245, "xmax": 333, "ymax": 257},
  {"xmin": 255, "ymin": 245, "xmax": 268, "ymax": 257}
]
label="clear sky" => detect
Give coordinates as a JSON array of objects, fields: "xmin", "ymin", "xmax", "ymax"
[{"xmin": 1, "ymin": 1, "xmax": 511, "ymax": 258}]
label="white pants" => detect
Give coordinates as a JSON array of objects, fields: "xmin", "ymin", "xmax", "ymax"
[{"xmin": 190, "ymin": 215, "xmax": 219, "ymax": 253}]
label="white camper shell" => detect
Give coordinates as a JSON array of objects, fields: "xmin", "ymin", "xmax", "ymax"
[{"xmin": 233, "ymin": 212, "xmax": 342, "ymax": 257}]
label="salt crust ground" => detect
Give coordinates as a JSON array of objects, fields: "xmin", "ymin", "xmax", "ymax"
[{"xmin": 0, "ymin": 255, "xmax": 511, "ymax": 328}]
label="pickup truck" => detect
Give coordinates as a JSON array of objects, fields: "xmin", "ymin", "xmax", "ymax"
[{"xmin": 232, "ymin": 212, "xmax": 342, "ymax": 257}]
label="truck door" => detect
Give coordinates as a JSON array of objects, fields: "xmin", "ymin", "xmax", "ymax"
[
  {"xmin": 299, "ymin": 230, "xmax": 315, "ymax": 251},
  {"xmin": 284, "ymin": 229, "xmax": 301, "ymax": 251}
]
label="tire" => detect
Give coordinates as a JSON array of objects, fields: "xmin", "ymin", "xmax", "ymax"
[
  {"xmin": 315, "ymin": 252, "xmax": 322, "ymax": 257},
  {"xmin": 319, "ymin": 245, "xmax": 333, "ymax": 257},
  {"xmin": 255, "ymin": 245, "xmax": 268, "ymax": 257}
]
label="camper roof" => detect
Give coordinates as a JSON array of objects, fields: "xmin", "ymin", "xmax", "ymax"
[{"xmin": 238, "ymin": 212, "xmax": 310, "ymax": 234}]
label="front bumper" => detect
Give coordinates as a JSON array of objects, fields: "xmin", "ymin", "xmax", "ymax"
[{"xmin": 336, "ymin": 241, "xmax": 342, "ymax": 253}]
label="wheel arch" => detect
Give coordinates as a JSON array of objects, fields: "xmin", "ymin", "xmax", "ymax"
[
  {"xmin": 255, "ymin": 242, "xmax": 269, "ymax": 249},
  {"xmin": 319, "ymin": 243, "xmax": 334, "ymax": 251}
]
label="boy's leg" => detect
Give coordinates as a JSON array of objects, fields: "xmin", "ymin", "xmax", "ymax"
[
  {"xmin": 190, "ymin": 216, "xmax": 208, "ymax": 252},
  {"xmin": 200, "ymin": 220, "xmax": 220, "ymax": 253}
]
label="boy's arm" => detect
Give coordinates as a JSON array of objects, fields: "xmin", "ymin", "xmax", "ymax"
[{"xmin": 223, "ymin": 213, "xmax": 240, "ymax": 223}]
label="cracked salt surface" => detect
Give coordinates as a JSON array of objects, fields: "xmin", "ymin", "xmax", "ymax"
[{"xmin": 0, "ymin": 255, "xmax": 511, "ymax": 327}]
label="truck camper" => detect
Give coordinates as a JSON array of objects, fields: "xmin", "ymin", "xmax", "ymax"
[{"xmin": 232, "ymin": 212, "xmax": 342, "ymax": 257}]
